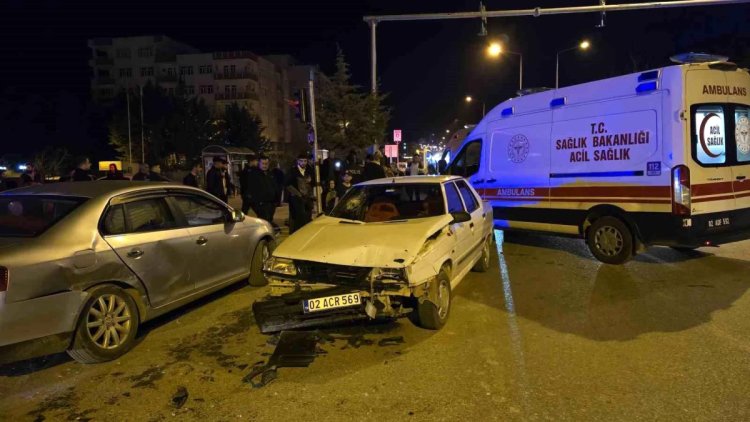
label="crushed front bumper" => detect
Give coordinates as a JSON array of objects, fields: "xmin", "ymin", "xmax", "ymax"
[{"xmin": 254, "ymin": 273, "xmax": 435, "ymax": 333}]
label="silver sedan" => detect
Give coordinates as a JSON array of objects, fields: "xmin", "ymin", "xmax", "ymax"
[{"xmin": 0, "ymin": 181, "xmax": 274, "ymax": 363}]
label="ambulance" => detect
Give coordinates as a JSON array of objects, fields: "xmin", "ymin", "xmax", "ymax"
[{"xmin": 445, "ymin": 54, "xmax": 750, "ymax": 264}]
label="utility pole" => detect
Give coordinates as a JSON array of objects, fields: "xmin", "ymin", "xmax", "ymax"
[
  {"xmin": 364, "ymin": 0, "xmax": 750, "ymax": 94},
  {"xmin": 308, "ymin": 68, "xmax": 323, "ymax": 214},
  {"xmin": 126, "ymin": 89, "xmax": 133, "ymax": 174},
  {"xmin": 139, "ymin": 85, "xmax": 145, "ymax": 164}
]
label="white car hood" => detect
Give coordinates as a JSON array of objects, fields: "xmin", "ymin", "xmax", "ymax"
[{"xmin": 274, "ymin": 215, "xmax": 453, "ymax": 268}]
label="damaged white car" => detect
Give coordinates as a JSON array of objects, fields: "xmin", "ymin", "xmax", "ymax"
[{"xmin": 253, "ymin": 176, "xmax": 493, "ymax": 333}]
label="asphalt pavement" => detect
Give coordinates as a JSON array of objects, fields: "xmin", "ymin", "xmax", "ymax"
[{"xmin": 1, "ymin": 228, "xmax": 750, "ymax": 421}]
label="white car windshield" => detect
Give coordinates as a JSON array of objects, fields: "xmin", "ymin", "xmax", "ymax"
[{"xmin": 329, "ymin": 184, "xmax": 446, "ymax": 222}]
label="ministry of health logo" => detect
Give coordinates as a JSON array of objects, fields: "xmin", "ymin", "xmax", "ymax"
[
  {"xmin": 508, "ymin": 134, "xmax": 530, "ymax": 163},
  {"xmin": 736, "ymin": 115, "xmax": 750, "ymax": 155}
]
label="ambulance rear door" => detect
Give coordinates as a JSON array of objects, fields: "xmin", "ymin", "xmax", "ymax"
[
  {"xmin": 685, "ymin": 68, "xmax": 737, "ymax": 224},
  {"xmin": 724, "ymin": 69, "xmax": 750, "ymax": 218}
]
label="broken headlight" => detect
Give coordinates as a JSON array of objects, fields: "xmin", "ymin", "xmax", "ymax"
[
  {"xmin": 263, "ymin": 256, "xmax": 297, "ymax": 276},
  {"xmin": 371, "ymin": 267, "xmax": 407, "ymax": 281}
]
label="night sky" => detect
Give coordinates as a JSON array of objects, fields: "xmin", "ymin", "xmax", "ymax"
[{"xmin": 1, "ymin": 0, "xmax": 749, "ymax": 154}]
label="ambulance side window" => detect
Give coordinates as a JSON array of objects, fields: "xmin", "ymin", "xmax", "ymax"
[{"xmin": 448, "ymin": 140, "xmax": 482, "ymax": 177}]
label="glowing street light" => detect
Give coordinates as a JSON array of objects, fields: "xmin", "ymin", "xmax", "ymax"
[
  {"xmin": 487, "ymin": 42, "xmax": 502, "ymax": 58},
  {"xmin": 445, "ymin": 129, "xmax": 450, "ymax": 133},
  {"xmin": 556, "ymin": 39, "xmax": 591, "ymax": 89},
  {"xmin": 486, "ymin": 41, "xmax": 523, "ymax": 91},
  {"xmin": 465, "ymin": 96, "xmax": 473, "ymax": 103}
]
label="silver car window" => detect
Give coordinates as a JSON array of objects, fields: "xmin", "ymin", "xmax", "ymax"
[
  {"xmin": 172, "ymin": 195, "xmax": 226, "ymax": 226},
  {"xmin": 123, "ymin": 198, "xmax": 177, "ymax": 233}
]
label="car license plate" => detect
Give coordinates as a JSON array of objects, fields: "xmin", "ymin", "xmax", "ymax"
[{"xmin": 303, "ymin": 293, "xmax": 361, "ymax": 313}]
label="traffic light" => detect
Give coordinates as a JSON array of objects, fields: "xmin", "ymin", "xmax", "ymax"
[{"xmin": 291, "ymin": 89, "xmax": 308, "ymax": 122}]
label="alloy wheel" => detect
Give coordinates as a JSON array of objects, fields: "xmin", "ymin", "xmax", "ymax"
[{"xmin": 85, "ymin": 294, "xmax": 132, "ymax": 350}]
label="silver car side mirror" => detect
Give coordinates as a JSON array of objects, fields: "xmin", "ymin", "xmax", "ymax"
[{"xmin": 228, "ymin": 209, "xmax": 245, "ymax": 223}]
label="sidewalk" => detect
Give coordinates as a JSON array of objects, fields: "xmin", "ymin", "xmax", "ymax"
[{"xmin": 227, "ymin": 196, "xmax": 290, "ymax": 238}]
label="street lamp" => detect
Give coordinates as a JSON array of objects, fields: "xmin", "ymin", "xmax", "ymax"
[
  {"xmin": 486, "ymin": 42, "xmax": 523, "ymax": 91},
  {"xmin": 465, "ymin": 94, "xmax": 486, "ymax": 118},
  {"xmin": 556, "ymin": 39, "xmax": 591, "ymax": 89},
  {"xmin": 487, "ymin": 42, "xmax": 502, "ymax": 58}
]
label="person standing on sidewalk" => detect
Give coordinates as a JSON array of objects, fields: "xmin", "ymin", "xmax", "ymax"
[
  {"xmin": 131, "ymin": 163, "xmax": 151, "ymax": 181},
  {"xmin": 285, "ymin": 153, "xmax": 314, "ymax": 233},
  {"xmin": 362, "ymin": 153, "xmax": 386, "ymax": 182},
  {"xmin": 247, "ymin": 155, "xmax": 278, "ymax": 225},
  {"xmin": 183, "ymin": 163, "xmax": 201, "ymax": 187},
  {"xmin": 71, "ymin": 157, "xmax": 94, "ymax": 182},
  {"xmin": 239, "ymin": 153, "xmax": 258, "ymax": 215},
  {"xmin": 206, "ymin": 157, "xmax": 232, "ymax": 203},
  {"xmin": 336, "ymin": 171, "xmax": 354, "ymax": 199}
]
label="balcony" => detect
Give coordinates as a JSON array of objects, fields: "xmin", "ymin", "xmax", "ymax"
[
  {"xmin": 91, "ymin": 56, "xmax": 114, "ymax": 66},
  {"xmin": 157, "ymin": 74, "xmax": 179, "ymax": 83},
  {"xmin": 213, "ymin": 50, "xmax": 258, "ymax": 61},
  {"xmin": 94, "ymin": 77, "xmax": 115, "ymax": 85},
  {"xmin": 155, "ymin": 51, "xmax": 176, "ymax": 63},
  {"xmin": 215, "ymin": 91, "xmax": 260, "ymax": 101},
  {"xmin": 215, "ymin": 71, "xmax": 259, "ymax": 81}
]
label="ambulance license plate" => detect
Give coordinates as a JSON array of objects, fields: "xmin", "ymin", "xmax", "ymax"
[{"xmin": 303, "ymin": 293, "xmax": 361, "ymax": 313}]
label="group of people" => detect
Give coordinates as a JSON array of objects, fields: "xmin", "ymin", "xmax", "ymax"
[{"xmin": 317, "ymin": 149, "xmax": 427, "ymax": 215}]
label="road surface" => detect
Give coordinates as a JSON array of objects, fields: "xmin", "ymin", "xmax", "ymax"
[{"xmin": 1, "ymin": 230, "xmax": 749, "ymax": 421}]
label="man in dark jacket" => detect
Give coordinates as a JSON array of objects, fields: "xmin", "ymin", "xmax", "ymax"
[
  {"xmin": 206, "ymin": 157, "xmax": 233, "ymax": 203},
  {"xmin": 285, "ymin": 153, "xmax": 314, "ymax": 233},
  {"xmin": 131, "ymin": 163, "xmax": 151, "ymax": 181},
  {"xmin": 247, "ymin": 155, "xmax": 278, "ymax": 224},
  {"xmin": 71, "ymin": 157, "xmax": 94, "ymax": 182},
  {"xmin": 183, "ymin": 163, "xmax": 201, "ymax": 187},
  {"xmin": 362, "ymin": 154, "xmax": 386, "ymax": 182},
  {"xmin": 271, "ymin": 162, "xmax": 285, "ymax": 205},
  {"xmin": 239, "ymin": 153, "xmax": 258, "ymax": 215}
]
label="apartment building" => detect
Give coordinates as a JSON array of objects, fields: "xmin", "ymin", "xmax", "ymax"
[{"xmin": 88, "ymin": 35, "xmax": 296, "ymax": 157}]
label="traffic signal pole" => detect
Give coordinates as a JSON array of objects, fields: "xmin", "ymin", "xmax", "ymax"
[
  {"xmin": 308, "ymin": 68, "xmax": 323, "ymax": 215},
  {"xmin": 364, "ymin": 0, "xmax": 750, "ymax": 95}
]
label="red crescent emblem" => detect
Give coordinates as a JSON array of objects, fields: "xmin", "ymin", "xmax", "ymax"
[{"xmin": 699, "ymin": 113, "xmax": 722, "ymax": 158}]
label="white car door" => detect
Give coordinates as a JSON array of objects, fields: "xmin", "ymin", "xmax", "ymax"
[
  {"xmin": 455, "ymin": 179, "xmax": 487, "ymax": 262},
  {"xmin": 443, "ymin": 181, "xmax": 474, "ymax": 278}
]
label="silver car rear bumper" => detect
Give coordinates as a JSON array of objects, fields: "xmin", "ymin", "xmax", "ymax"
[{"xmin": 0, "ymin": 290, "xmax": 87, "ymax": 347}]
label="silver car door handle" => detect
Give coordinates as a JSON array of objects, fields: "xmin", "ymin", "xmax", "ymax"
[
  {"xmin": 196, "ymin": 236, "xmax": 208, "ymax": 245},
  {"xmin": 127, "ymin": 249, "xmax": 144, "ymax": 259}
]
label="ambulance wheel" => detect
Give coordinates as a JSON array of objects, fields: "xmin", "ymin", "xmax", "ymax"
[{"xmin": 586, "ymin": 216, "xmax": 634, "ymax": 265}]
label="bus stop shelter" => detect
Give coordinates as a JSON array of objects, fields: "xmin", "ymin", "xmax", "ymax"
[{"xmin": 201, "ymin": 145, "xmax": 256, "ymax": 184}]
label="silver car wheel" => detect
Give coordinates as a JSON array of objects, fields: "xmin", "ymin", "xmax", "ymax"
[
  {"xmin": 86, "ymin": 294, "xmax": 132, "ymax": 350},
  {"xmin": 594, "ymin": 225, "xmax": 624, "ymax": 257},
  {"xmin": 262, "ymin": 243, "xmax": 271, "ymax": 262}
]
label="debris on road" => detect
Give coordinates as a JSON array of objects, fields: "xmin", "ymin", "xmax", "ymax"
[
  {"xmin": 377, "ymin": 336, "xmax": 405, "ymax": 346},
  {"xmin": 170, "ymin": 386, "xmax": 189, "ymax": 409},
  {"xmin": 245, "ymin": 326, "xmax": 407, "ymax": 388},
  {"xmin": 243, "ymin": 331, "xmax": 320, "ymax": 388}
]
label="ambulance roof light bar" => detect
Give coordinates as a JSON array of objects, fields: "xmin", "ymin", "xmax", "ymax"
[{"xmin": 669, "ymin": 52, "xmax": 729, "ymax": 64}]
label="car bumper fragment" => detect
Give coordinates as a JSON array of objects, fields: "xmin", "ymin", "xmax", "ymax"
[{"xmin": 0, "ymin": 290, "xmax": 87, "ymax": 348}]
